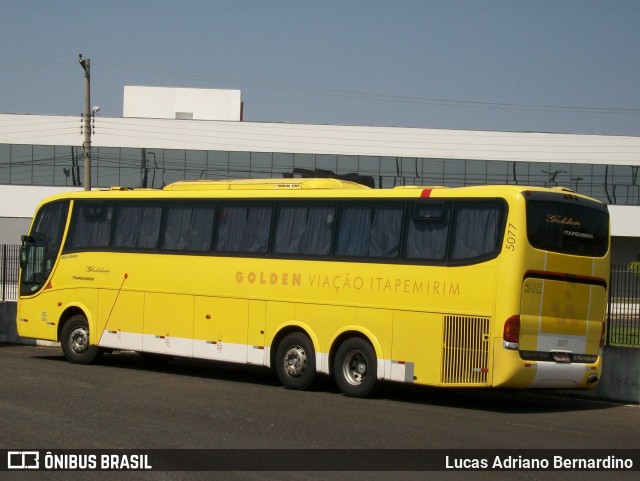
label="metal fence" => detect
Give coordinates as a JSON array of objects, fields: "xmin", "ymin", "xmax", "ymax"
[
  {"xmin": 1, "ymin": 244, "xmax": 19, "ymax": 302},
  {"xmin": 608, "ymin": 265, "xmax": 640, "ymax": 347},
  {"xmin": 1, "ymin": 243, "xmax": 638, "ymax": 346}
]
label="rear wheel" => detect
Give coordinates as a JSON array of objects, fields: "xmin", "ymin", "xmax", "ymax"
[
  {"xmin": 60, "ymin": 314, "xmax": 102, "ymax": 364},
  {"xmin": 275, "ymin": 332, "xmax": 316, "ymax": 390},
  {"xmin": 334, "ymin": 337, "xmax": 378, "ymax": 398}
]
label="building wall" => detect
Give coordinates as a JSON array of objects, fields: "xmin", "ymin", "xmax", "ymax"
[
  {"xmin": 1, "ymin": 112, "xmax": 639, "ymax": 249},
  {"xmin": 0, "ymin": 185, "xmax": 83, "ymax": 244},
  {"xmin": 123, "ymin": 86, "xmax": 242, "ymax": 121},
  {"xmin": 0, "ymin": 218, "xmax": 31, "ymax": 245},
  {"xmin": 4, "ymin": 144, "xmax": 639, "ymax": 200},
  {"xmin": 610, "ymin": 237, "xmax": 640, "ymax": 265},
  {"xmin": 2, "ymin": 114, "xmax": 639, "ymax": 165},
  {"xmin": 0, "ymin": 185, "xmax": 83, "ymax": 218}
]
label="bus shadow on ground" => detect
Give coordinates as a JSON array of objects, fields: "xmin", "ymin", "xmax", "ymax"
[
  {"xmin": 30, "ymin": 347, "xmax": 616, "ymax": 414},
  {"xmin": 376, "ymin": 382, "xmax": 617, "ymax": 414}
]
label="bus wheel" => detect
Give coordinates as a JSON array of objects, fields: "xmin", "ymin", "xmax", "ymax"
[
  {"xmin": 60, "ymin": 314, "xmax": 102, "ymax": 364},
  {"xmin": 275, "ymin": 332, "xmax": 316, "ymax": 390},
  {"xmin": 334, "ymin": 338, "xmax": 378, "ymax": 398}
]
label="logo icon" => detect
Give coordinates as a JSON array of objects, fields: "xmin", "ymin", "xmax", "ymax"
[{"xmin": 7, "ymin": 451, "xmax": 40, "ymax": 469}]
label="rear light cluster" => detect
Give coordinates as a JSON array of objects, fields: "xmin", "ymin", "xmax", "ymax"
[
  {"xmin": 504, "ymin": 317, "xmax": 606, "ymax": 351},
  {"xmin": 503, "ymin": 315, "xmax": 520, "ymax": 350}
]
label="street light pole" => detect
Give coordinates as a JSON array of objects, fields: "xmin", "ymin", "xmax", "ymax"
[{"xmin": 79, "ymin": 54, "xmax": 91, "ymax": 191}]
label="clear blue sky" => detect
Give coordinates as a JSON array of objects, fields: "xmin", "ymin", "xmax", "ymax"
[{"xmin": 1, "ymin": 0, "xmax": 639, "ymax": 135}]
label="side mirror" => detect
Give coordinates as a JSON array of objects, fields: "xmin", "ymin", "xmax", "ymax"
[{"xmin": 19, "ymin": 245, "xmax": 28, "ymax": 269}]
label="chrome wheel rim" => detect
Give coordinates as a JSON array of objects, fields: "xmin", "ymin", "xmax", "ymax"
[
  {"xmin": 69, "ymin": 326, "xmax": 89, "ymax": 354},
  {"xmin": 283, "ymin": 346, "xmax": 307, "ymax": 378},
  {"xmin": 342, "ymin": 350, "xmax": 367, "ymax": 385}
]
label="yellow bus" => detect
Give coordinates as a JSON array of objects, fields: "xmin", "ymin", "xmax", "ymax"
[{"xmin": 17, "ymin": 178, "xmax": 610, "ymax": 397}]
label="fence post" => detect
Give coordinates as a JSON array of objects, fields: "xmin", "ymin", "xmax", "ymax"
[
  {"xmin": 1, "ymin": 244, "xmax": 6, "ymax": 302},
  {"xmin": 606, "ymin": 266, "xmax": 613, "ymax": 346}
]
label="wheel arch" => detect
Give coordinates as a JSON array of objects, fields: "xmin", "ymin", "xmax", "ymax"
[
  {"xmin": 268, "ymin": 322, "xmax": 320, "ymax": 370},
  {"xmin": 57, "ymin": 305, "xmax": 91, "ymax": 343},
  {"xmin": 328, "ymin": 327, "xmax": 385, "ymax": 379}
]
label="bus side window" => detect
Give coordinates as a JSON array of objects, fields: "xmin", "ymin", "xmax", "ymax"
[
  {"xmin": 215, "ymin": 203, "xmax": 272, "ymax": 253},
  {"xmin": 335, "ymin": 203, "xmax": 402, "ymax": 258},
  {"xmin": 162, "ymin": 203, "xmax": 215, "ymax": 252},
  {"xmin": 405, "ymin": 202, "xmax": 449, "ymax": 261},
  {"xmin": 274, "ymin": 203, "xmax": 334, "ymax": 255},
  {"xmin": 450, "ymin": 202, "xmax": 503, "ymax": 260},
  {"xmin": 243, "ymin": 205, "xmax": 272, "ymax": 252},
  {"xmin": 69, "ymin": 203, "xmax": 113, "ymax": 249},
  {"xmin": 369, "ymin": 205, "xmax": 402, "ymax": 257},
  {"xmin": 113, "ymin": 203, "xmax": 162, "ymax": 249}
]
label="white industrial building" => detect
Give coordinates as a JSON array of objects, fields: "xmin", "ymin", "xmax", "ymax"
[{"xmin": 0, "ymin": 87, "xmax": 639, "ymax": 263}]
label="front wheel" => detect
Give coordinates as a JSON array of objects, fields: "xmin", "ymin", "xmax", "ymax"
[
  {"xmin": 275, "ymin": 332, "xmax": 316, "ymax": 390},
  {"xmin": 334, "ymin": 337, "xmax": 378, "ymax": 398},
  {"xmin": 60, "ymin": 314, "xmax": 102, "ymax": 364}
]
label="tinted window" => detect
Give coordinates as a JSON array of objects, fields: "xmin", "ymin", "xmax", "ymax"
[
  {"xmin": 527, "ymin": 198, "xmax": 609, "ymax": 257},
  {"xmin": 450, "ymin": 201, "xmax": 504, "ymax": 260},
  {"xmin": 113, "ymin": 203, "xmax": 162, "ymax": 249},
  {"xmin": 405, "ymin": 202, "xmax": 449, "ymax": 260},
  {"xmin": 336, "ymin": 203, "xmax": 403, "ymax": 257},
  {"xmin": 22, "ymin": 201, "xmax": 69, "ymax": 294},
  {"xmin": 274, "ymin": 203, "xmax": 335, "ymax": 255},
  {"xmin": 31, "ymin": 201, "xmax": 69, "ymax": 256},
  {"xmin": 162, "ymin": 203, "xmax": 215, "ymax": 252},
  {"xmin": 215, "ymin": 203, "xmax": 272, "ymax": 253},
  {"xmin": 69, "ymin": 202, "xmax": 113, "ymax": 249}
]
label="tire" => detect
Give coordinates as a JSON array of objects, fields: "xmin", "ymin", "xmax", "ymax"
[
  {"xmin": 334, "ymin": 337, "xmax": 378, "ymax": 398},
  {"xmin": 275, "ymin": 332, "xmax": 316, "ymax": 390},
  {"xmin": 60, "ymin": 314, "xmax": 102, "ymax": 364}
]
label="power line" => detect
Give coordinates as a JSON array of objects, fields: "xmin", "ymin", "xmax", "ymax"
[
  {"xmin": 1, "ymin": 55, "xmax": 638, "ymax": 116},
  {"xmin": 96, "ymin": 58, "xmax": 640, "ymax": 115}
]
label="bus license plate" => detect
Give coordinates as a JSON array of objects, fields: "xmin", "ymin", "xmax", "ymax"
[{"xmin": 552, "ymin": 352, "xmax": 571, "ymax": 363}]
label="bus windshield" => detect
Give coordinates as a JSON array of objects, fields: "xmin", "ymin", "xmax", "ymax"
[{"xmin": 19, "ymin": 200, "xmax": 69, "ymax": 295}]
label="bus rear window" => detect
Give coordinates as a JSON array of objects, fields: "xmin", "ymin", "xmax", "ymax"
[{"xmin": 526, "ymin": 198, "xmax": 609, "ymax": 257}]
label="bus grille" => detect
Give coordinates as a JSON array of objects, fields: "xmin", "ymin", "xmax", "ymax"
[{"xmin": 441, "ymin": 315, "xmax": 491, "ymax": 385}]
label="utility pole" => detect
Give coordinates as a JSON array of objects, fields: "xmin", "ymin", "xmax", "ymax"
[
  {"xmin": 141, "ymin": 148, "xmax": 148, "ymax": 188},
  {"xmin": 79, "ymin": 54, "xmax": 91, "ymax": 191}
]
